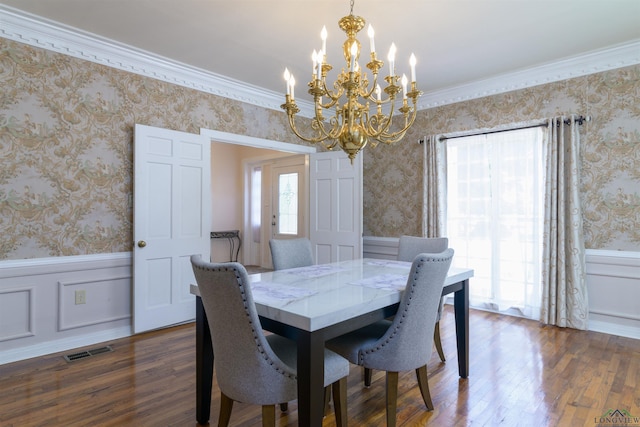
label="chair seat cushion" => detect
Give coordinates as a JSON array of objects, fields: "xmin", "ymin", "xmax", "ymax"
[
  {"xmin": 325, "ymin": 320, "xmax": 392, "ymax": 365},
  {"xmin": 267, "ymin": 335, "xmax": 349, "ymax": 387}
]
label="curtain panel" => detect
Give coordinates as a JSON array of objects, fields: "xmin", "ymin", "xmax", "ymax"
[
  {"xmin": 421, "ymin": 135, "xmax": 447, "ymax": 238},
  {"xmin": 541, "ymin": 115, "xmax": 589, "ymax": 329},
  {"xmin": 423, "ymin": 116, "xmax": 589, "ymax": 329}
]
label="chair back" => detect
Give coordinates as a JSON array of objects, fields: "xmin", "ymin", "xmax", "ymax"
[
  {"xmin": 269, "ymin": 238, "xmax": 314, "ymax": 270},
  {"xmin": 397, "ymin": 236, "xmax": 449, "ymax": 261},
  {"xmin": 190, "ymin": 255, "xmax": 297, "ymax": 405},
  {"xmin": 359, "ymin": 249, "xmax": 454, "ymax": 372}
]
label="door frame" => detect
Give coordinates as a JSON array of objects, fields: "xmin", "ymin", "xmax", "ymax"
[
  {"xmin": 242, "ymin": 153, "xmax": 309, "ymax": 268},
  {"xmin": 200, "ymin": 129, "xmax": 316, "ymax": 264}
]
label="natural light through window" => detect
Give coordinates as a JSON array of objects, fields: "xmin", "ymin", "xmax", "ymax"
[
  {"xmin": 446, "ymin": 127, "xmax": 544, "ymax": 318},
  {"xmin": 278, "ymin": 172, "xmax": 298, "ymax": 235},
  {"xmin": 251, "ymin": 167, "xmax": 261, "ymax": 243}
]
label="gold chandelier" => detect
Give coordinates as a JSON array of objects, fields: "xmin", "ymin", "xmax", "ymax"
[{"xmin": 281, "ymin": 0, "xmax": 422, "ymax": 163}]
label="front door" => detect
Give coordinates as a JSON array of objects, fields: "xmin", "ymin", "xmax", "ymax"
[
  {"xmin": 271, "ymin": 157, "xmax": 308, "ymax": 241},
  {"xmin": 261, "ymin": 155, "xmax": 308, "ymax": 268}
]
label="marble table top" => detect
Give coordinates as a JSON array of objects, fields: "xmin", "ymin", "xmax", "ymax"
[{"xmin": 191, "ymin": 258, "xmax": 474, "ymax": 332}]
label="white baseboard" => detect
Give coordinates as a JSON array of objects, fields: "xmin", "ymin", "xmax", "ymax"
[
  {"xmin": 0, "ymin": 326, "xmax": 131, "ymax": 365},
  {"xmin": 587, "ymin": 319, "xmax": 640, "ymax": 340}
]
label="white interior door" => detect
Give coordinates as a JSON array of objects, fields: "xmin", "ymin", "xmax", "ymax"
[
  {"xmin": 310, "ymin": 151, "xmax": 362, "ymax": 263},
  {"xmin": 133, "ymin": 124, "xmax": 211, "ymax": 333}
]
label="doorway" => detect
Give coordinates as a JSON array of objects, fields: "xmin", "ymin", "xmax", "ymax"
[
  {"xmin": 202, "ymin": 128, "xmax": 363, "ymax": 269},
  {"xmin": 247, "ymin": 153, "xmax": 308, "ymax": 269},
  {"xmin": 202, "ymin": 129, "xmax": 315, "ymax": 266}
]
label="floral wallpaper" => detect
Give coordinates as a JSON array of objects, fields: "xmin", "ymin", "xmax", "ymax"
[
  {"xmin": 1, "ymin": 37, "xmax": 638, "ymax": 260},
  {"xmin": 0, "ymin": 38, "xmax": 305, "ymax": 259},
  {"xmin": 364, "ymin": 65, "xmax": 640, "ymax": 251}
]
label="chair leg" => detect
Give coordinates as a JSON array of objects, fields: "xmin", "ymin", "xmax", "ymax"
[
  {"xmin": 332, "ymin": 377, "xmax": 348, "ymax": 427},
  {"xmin": 434, "ymin": 321, "xmax": 445, "ymax": 362},
  {"xmin": 218, "ymin": 392, "xmax": 234, "ymax": 427},
  {"xmin": 261, "ymin": 405, "xmax": 276, "ymax": 427},
  {"xmin": 364, "ymin": 367, "xmax": 373, "ymax": 387},
  {"xmin": 324, "ymin": 385, "xmax": 331, "ymax": 416},
  {"xmin": 385, "ymin": 371, "xmax": 399, "ymax": 427},
  {"xmin": 415, "ymin": 365, "xmax": 434, "ymax": 411}
]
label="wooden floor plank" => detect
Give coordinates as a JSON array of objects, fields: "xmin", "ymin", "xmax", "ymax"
[{"xmin": 1, "ymin": 307, "xmax": 639, "ymax": 426}]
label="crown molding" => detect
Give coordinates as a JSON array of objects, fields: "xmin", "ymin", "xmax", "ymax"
[
  {"xmin": 2, "ymin": 5, "xmax": 639, "ymax": 115},
  {"xmin": 419, "ymin": 39, "xmax": 640, "ymax": 109},
  {"xmin": 0, "ymin": 5, "xmax": 316, "ymax": 117}
]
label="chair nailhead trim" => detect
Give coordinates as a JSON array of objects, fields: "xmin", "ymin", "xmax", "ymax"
[
  {"xmin": 196, "ymin": 263, "xmax": 296, "ymax": 380},
  {"xmin": 359, "ymin": 256, "xmax": 448, "ymax": 364}
]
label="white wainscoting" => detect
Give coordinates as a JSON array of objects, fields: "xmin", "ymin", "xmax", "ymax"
[
  {"xmin": 586, "ymin": 249, "xmax": 640, "ymax": 339},
  {"xmin": 364, "ymin": 236, "xmax": 640, "ymax": 340},
  {"xmin": 0, "ymin": 253, "xmax": 133, "ymax": 365},
  {"xmin": 1, "ymin": 244, "xmax": 638, "ymax": 365}
]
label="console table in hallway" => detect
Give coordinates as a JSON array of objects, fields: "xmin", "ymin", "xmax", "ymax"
[{"xmin": 210, "ymin": 230, "xmax": 241, "ymax": 262}]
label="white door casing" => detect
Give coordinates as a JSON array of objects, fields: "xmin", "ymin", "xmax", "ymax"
[
  {"xmin": 133, "ymin": 124, "xmax": 211, "ymax": 333},
  {"xmin": 310, "ymin": 151, "xmax": 363, "ymax": 263}
]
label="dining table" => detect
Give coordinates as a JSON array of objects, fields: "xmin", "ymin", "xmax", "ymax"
[{"xmin": 190, "ymin": 258, "xmax": 474, "ymax": 426}]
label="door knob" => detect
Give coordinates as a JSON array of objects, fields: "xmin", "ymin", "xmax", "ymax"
[{"xmin": 137, "ymin": 240, "xmax": 147, "ymax": 248}]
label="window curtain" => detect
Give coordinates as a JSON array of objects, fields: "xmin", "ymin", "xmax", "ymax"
[
  {"xmin": 421, "ymin": 135, "xmax": 447, "ymax": 238},
  {"xmin": 540, "ymin": 115, "xmax": 588, "ymax": 329},
  {"xmin": 440, "ymin": 128, "xmax": 545, "ymax": 317},
  {"xmin": 424, "ymin": 117, "xmax": 589, "ymax": 328}
]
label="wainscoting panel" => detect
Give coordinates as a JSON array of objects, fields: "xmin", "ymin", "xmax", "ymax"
[
  {"xmin": 0, "ymin": 253, "xmax": 133, "ymax": 365},
  {"xmin": 362, "ymin": 236, "xmax": 400, "ymax": 260},
  {"xmin": 586, "ymin": 249, "xmax": 640, "ymax": 339},
  {"xmin": 57, "ymin": 275, "xmax": 131, "ymax": 331},
  {"xmin": 2, "ymin": 245, "xmax": 637, "ymax": 365},
  {"xmin": 364, "ymin": 236, "xmax": 640, "ymax": 339},
  {"xmin": 0, "ymin": 287, "xmax": 34, "ymax": 342}
]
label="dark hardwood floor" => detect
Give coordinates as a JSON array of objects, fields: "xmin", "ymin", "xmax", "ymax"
[{"xmin": 2, "ymin": 307, "xmax": 639, "ymax": 426}]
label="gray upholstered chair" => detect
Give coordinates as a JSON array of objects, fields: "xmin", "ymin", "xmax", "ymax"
[
  {"xmin": 269, "ymin": 238, "xmax": 314, "ymax": 270},
  {"xmin": 268, "ymin": 237, "xmax": 337, "ymax": 414},
  {"xmin": 362, "ymin": 236, "xmax": 450, "ymax": 387},
  {"xmin": 190, "ymin": 255, "xmax": 348, "ymax": 427},
  {"xmin": 327, "ymin": 249, "xmax": 454, "ymax": 427},
  {"xmin": 397, "ymin": 236, "xmax": 449, "ymax": 363}
]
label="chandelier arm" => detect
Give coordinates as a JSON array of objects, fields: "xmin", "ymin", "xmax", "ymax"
[
  {"xmin": 317, "ymin": 93, "xmax": 340, "ymax": 110},
  {"xmin": 364, "ymin": 115, "xmax": 387, "ymax": 138},
  {"xmin": 365, "ymin": 87, "xmax": 396, "ymax": 105},
  {"xmin": 328, "ymin": 114, "xmax": 345, "ymax": 139},
  {"xmin": 321, "ymin": 80, "xmax": 344, "ymax": 103},
  {"xmin": 361, "ymin": 73, "xmax": 380, "ymax": 100},
  {"xmin": 286, "ymin": 113, "xmax": 333, "ymax": 144},
  {"xmin": 376, "ymin": 104, "xmax": 419, "ymax": 143},
  {"xmin": 365, "ymin": 96, "xmax": 397, "ymax": 138},
  {"xmin": 311, "ymin": 110, "xmax": 343, "ymax": 142}
]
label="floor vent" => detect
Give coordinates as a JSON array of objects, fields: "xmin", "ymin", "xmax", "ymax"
[{"xmin": 63, "ymin": 345, "xmax": 113, "ymax": 362}]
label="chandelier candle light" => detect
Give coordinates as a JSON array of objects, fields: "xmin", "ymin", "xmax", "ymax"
[{"xmin": 281, "ymin": 0, "xmax": 422, "ymax": 163}]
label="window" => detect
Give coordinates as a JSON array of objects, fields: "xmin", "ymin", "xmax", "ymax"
[
  {"xmin": 278, "ymin": 172, "xmax": 299, "ymax": 235},
  {"xmin": 446, "ymin": 127, "xmax": 544, "ymax": 318},
  {"xmin": 250, "ymin": 166, "xmax": 262, "ymax": 243}
]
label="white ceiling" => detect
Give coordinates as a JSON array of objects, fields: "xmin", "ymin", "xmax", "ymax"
[{"xmin": 2, "ymin": 0, "xmax": 640, "ymax": 109}]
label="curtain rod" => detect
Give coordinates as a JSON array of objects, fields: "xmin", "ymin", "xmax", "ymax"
[{"xmin": 426, "ymin": 115, "xmax": 591, "ymax": 143}]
